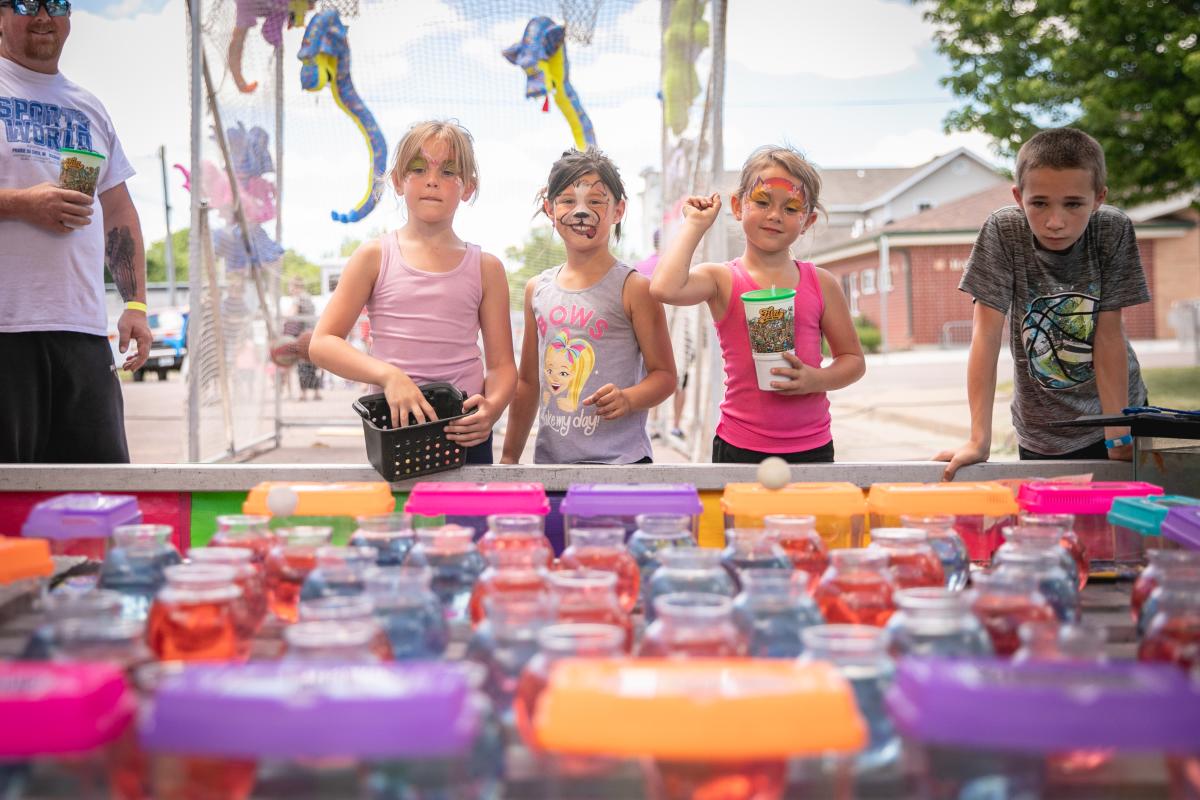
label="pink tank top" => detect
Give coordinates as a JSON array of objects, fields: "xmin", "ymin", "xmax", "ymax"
[
  {"xmin": 714, "ymin": 258, "xmax": 831, "ymax": 453},
  {"xmin": 366, "ymin": 233, "xmax": 485, "ymax": 397}
]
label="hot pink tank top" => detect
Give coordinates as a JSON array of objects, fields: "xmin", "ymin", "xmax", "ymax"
[
  {"xmin": 366, "ymin": 233, "xmax": 485, "ymax": 397},
  {"xmin": 714, "ymin": 258, "xmax": 831, "ymax": 453}
]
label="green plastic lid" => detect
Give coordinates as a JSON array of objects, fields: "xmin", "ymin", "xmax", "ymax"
[
  {"xmin": 741, "ymin": 287, "xmax": 796, "ymax": 302},
  {"xmin": 1107, "ymin": 495, "xmax": 1200, "ymax": 537},
  {"xmin": 59, "ymin": 148, "xmax": 105, "ymax": 160}
]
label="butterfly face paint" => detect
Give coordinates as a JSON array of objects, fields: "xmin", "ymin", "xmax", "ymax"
[
  {"xmin": 552, "ymin": 178, "xmax": 611, "ymax": 240},
  {"xmin": 747, "ymin": 176, "xmax": 807, "ymax": 214},
  {"xmin": 404, "ymin": 146, "xmax": 463, "ymax": 187}
]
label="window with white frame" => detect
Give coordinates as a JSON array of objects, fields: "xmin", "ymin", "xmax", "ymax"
[
  {"xmin": 848, "ymin": 272, "xmax": 860, "ymax": 315},
  {"xmin": 879, "ymin": 263, "xmax": 893, "ymax": 292},
  {"xmin": 862, "ymin": 268, "xmax": 876, "ymax": 294}
]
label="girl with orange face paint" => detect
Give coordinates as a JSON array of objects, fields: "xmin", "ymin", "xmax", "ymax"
[{"xmin": 649, "ymin": 144, "xmax": 867, "ymax": 464}]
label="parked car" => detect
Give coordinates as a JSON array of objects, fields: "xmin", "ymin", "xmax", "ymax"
[{"xmin": 108, "ymin": 307, "xmax": 189, "ymax": 382}]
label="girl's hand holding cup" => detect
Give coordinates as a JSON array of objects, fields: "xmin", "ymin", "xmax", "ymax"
[
  {"xmin": 770, "ymin": 352, "xmax": 822, "ymax": 396},
  {"xmin": 381, "ymin": 367, "xmax": 437, "ymax": 429},
  {"xmin": 681, "ymin": 193, "xmax": 722, "ymax": 230}
]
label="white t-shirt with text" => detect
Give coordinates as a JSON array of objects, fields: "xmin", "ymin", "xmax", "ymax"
[{"xmin": 0, "ymin": 56, "xmax": 135, "ymax": 336}]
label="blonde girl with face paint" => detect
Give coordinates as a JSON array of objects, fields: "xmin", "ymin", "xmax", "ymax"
[
  {"xmin": 309, "ymin": 120, "xmax": 516, "ymax": 463},
  {"xmin": 501, "ymin": 147, "xmax": 676, "ymax": 465},
  {"xmin": 650, "ymin": 145, "xmax": 866, "ymax": 464}
]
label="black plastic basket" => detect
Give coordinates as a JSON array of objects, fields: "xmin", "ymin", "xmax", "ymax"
[{"xmin": 353, "ymin": 382, "xmax": 473, "ymax": 481}]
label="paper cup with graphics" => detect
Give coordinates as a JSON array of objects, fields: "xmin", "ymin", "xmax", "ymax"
[
  {"xmin": 742, "ymin": 287, "xmax": 796, "ymax": 391},
  {"xmin": 58, "ymin": 148, "xmax": 105, "ymax": 198}
]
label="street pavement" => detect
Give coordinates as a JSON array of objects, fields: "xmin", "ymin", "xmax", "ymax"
[{"xmin": 118, "ymin": 340, "xmax": 1194, "ymax": 466}]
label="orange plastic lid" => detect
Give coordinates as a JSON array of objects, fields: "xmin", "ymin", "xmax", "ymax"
[
  {"xmin": 721, "ymin": 482, "xmax": 866, "ymax": 517},
  {"xmin": 242, "ymin": 482, "xmax": 395, "ymax": 517},
  {"xmin": 0, "ymin": 538, "xmax": 54, "ymax": 585},
  {"xmin": 535, "ymin": 659, "xmax": 865, "ymax": 760},
  {"xmin": 867, "ymin": 482, "xmax": 1018, "ymax": 516}
]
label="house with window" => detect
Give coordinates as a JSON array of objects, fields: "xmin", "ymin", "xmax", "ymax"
[{"xmin": 813, "ymin": 184, "xmax": 1197, "ymax": 348}]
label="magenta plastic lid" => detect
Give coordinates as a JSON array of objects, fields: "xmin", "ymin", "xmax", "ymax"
[
  {"xmin": 140, "ymin": 662, "xmax": 476, "ymax": 758},
  {"xmin": 1163, "ymin": 506, "xmax": 1200, "ymax": 550},
  {"xmin": 21, "ymin": 493, "xmax": 142, "ymax": 541},
  {"xmin": 886, "ymin": 657, "xmax": 1200, "ymax": 753},
  {"xmin": 404, "ymin": 481, "xmax": 550, "ymax": 516},
  {"xmin": 560, "ymin": 483, "xmax": 702, "ymax": 517},
  {"xmin": 0, "ymin": 663, "xmax": 134, "ymax": 756},
  {"xmin": 1016, "ymin": 481, "xmax": 1163, "ymax": 515}
]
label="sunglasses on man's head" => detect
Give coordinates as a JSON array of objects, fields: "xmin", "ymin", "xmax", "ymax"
[{"xmin": 0, "ymin": 0, "xmax": 72, "ymax": 16}]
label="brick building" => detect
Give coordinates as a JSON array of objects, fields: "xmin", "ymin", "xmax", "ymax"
[{"xmin": 812, "ymin": 184, "xmax": 1197, "ymax": 349}]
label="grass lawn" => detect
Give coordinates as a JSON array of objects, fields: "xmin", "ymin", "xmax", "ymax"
[
  {"xmin": 996, "ymin": 365, "xmax": 1198, "ymax": 409},
  {"xmin": 1144, "ymin": 366, "xmax": 1200, "ymax": 409}
]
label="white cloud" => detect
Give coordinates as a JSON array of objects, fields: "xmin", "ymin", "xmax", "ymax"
[
  {"xmin": 849, "ymin": 128, "xmax": 1004, "ymax": 168},
  {"xmin": 727, "ymin": 0, "xmax": 930, "ymax": 79}
]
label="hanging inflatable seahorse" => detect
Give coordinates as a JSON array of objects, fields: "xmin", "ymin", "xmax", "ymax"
[
  {"xmin": 504, "ymin": 16, "xmax": 596, "ymax": 150},
  {"xmin": 297, "ymin": 9, "xmax": 387, "ymax": 223}
]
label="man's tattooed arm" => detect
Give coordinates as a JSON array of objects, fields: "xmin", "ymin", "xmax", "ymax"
[{"xmin": 105, "ymin": 225, "xmax": 137, "ymax": 303}]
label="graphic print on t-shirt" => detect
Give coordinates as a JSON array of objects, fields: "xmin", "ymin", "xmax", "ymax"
[
  {"xmin": 0, "ymin": 95, "xmax": 95, "ymax": 156},
  {"xmin": 1021, "ymin": 290, "xmax": 1098, "ymax": 390},
  {"xmin": 536, "ymin": 297, "xmax": 608, "ymax": 439}
]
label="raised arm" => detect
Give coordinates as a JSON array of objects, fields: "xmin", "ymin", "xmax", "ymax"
[
  {"xmin": 934, "ymin": 301, "xmax": 1006, "ymax": 480},
  {"xmin": 584, "ymin": 273, "xmax": 676, "ymax": 419},
  {"xmin": 500, "ymin": 278, "xmax": 542, "ymax": 464},
  {"xmin": 99, "ymin": 183, "xmax": 150, "ymax": 371},
  {"xmin": 308, "ymin": 240, "xmax": 436, "ymax": 427},
  {"xmin": 445, "ymin": 252, "xmax": 517, "ymax": 448},
  {"xmin": 649, "ymin": 193, "xmax": 724, "ymax": 307}
]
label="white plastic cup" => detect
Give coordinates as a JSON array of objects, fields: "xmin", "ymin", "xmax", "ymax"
[
  {"xmin": 752, "ymin": 351, "xmax": 792, "ymax": 391},
  {"xmin": 58, "ymin": 148, "xmax": 105, "ymax": 197},
  {"xmin": 742, "ymin": 287, "xmax": 796, "ymax": 391}
]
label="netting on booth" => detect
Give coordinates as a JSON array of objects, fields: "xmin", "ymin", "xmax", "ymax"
[{"xmin": 189, "ymin": 0, "xmax": 673, "ymax": 460}]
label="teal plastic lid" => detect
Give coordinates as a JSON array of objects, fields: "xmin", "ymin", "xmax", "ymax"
[
  {"xmin": 1107, "ymin": 495, "xmax": 1200, "ymax": 537},
  {"xmin": 741, "ymin": 288, "xmax": 796, "ymax": 302}
]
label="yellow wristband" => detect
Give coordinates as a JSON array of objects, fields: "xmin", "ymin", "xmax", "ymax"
[{"xmin": 125, "ymin": 301, "xmax": 147, "ymax": 313}]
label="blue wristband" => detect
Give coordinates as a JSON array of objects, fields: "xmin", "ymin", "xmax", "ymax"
[{"xmin": 1104, "ymin": 434, "xmax": 1133, "ymax": 449}]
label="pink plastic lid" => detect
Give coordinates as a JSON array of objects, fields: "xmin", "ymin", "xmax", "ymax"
[
  {"xmin": 0, "ymin": 663, "xmax": 135, "ymax": 756},
  {"xmin": 404, "ymin": 482, "xmax": 550, "ymax": 516},
  {"xmin": 1017, "ymin": 481, "xmax": 1164, "ymax": 515}
]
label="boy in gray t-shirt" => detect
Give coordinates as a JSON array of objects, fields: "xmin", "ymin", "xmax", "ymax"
[{"xmin": 937, "ymin": 128, "xmax": 1150, "ymax": 480}]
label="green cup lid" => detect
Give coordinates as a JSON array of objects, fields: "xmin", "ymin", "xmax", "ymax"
[
  {"xmin": 741, "ymin": 287, "xmax": 796, "ymax": 302},
  {"xmin": 59, "ymin": 148, "xmax": 106, "ymax": 160}
]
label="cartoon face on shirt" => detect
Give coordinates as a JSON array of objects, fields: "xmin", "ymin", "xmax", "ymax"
[{"xmin": 542, "ymin": 328, "xmax": 595, "ymax": 413}]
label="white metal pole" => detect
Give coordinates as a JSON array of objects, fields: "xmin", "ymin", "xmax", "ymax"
[
  {"xmin": 879, "ymin": 234, "xmax": 890, "ymax": 354},
  {"xmin": 186, "ymin": 0, "xmax": 203, "ymax": 462},
  {"xmin": 159, "ymin": 145, "xmax": 177, "ymax": 307}
]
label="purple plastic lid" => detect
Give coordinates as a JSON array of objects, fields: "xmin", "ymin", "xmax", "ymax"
[
  {"xmin": 21, "ymin": 493, "xmax": 142, "ymax": 541},
  {"xmin": 559, "ymin": 483, "xmax": 702, "ymax": 517},
  {"xmin": 1162, "ymin": 506, "xmax": 1200, "ymax": 550},
  {"xmin": 886, "ymin": 658, "xmax": 1200, "ymax": 753},
  {"xmin": 141, "ymin": 662, "xmax": 476, "ymax": 758}
]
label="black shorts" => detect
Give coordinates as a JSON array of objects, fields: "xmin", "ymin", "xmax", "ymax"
[
  {"xmin": 1018, "ymin": 439, "xmax": 1108, "ymax": 461},
  {"xmin": 0, "ymin": 331, "xmax": 130, "ymax": 463},
  {"xmin": 712, "ymin": 434, "xmax": 834, "ymax": 464}
]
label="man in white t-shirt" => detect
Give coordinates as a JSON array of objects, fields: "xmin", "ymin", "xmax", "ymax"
[{"xmin": 0, "ymin": 0, "xmax": 150, "ymax": 462}]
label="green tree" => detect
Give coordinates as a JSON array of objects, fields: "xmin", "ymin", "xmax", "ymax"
[
  {"xmin": 280, "ymin": 249, "xmax": 322, "ymax": 295},
  {"xmin": 504, "ymin": 225, "xmax": 567, "ymax": 310},
  {"xmin": 921, "ymin": 0, "xmax": 1200, "ymax": 205},
  {"xmin": 145, "ymin": 227, "xmax": 191, "ymax": 283}
]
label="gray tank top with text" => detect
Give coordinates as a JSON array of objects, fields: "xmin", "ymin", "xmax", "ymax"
[{"xmin": 531, "ymin": 262, "xmax": 652, "ymax": 464}]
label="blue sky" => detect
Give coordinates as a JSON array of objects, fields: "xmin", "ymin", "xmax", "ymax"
[{"xmin": 60, "ymin": 0, "xmax": 1001, "ymax": 264}]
